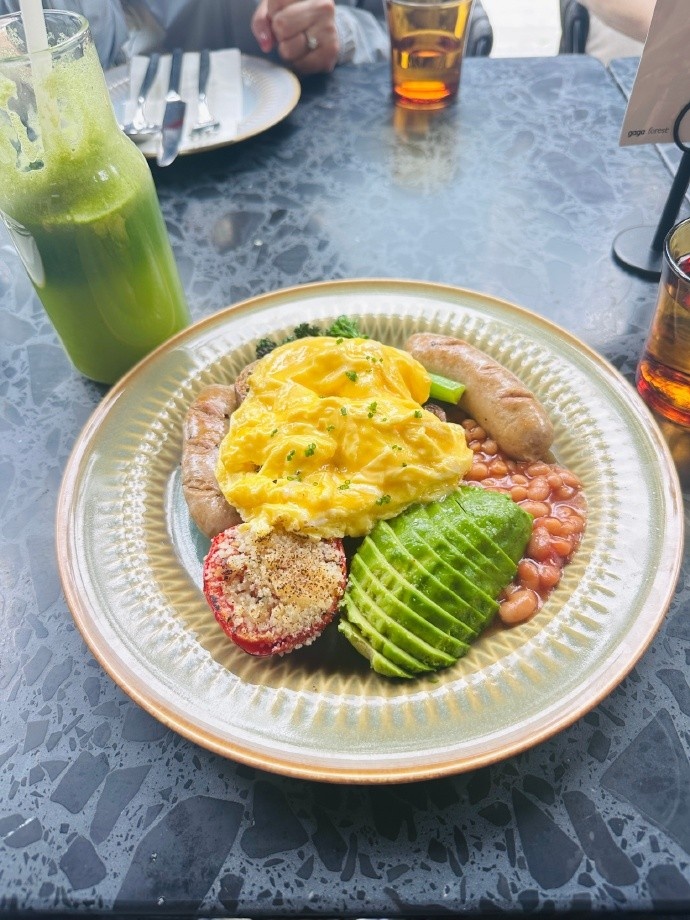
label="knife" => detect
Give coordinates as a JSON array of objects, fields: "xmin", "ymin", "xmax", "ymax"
[{"xmin": 157, "ymin": 48, "xmax": 186, "ymax": 167}]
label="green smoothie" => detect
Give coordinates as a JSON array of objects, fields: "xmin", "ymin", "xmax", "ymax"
[{"xmin": 0, "ymin": 13, "xmax": 190, "ymax": 384}]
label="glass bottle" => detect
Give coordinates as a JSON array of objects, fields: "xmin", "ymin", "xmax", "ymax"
[{"xmin": 0, "ymin": 10, "xmax": 190, "ymax": 384}]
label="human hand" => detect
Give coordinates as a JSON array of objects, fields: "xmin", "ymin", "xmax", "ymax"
[{"xmin": 252, "ymin": 0, "xmax": 340, "ymax": 74}]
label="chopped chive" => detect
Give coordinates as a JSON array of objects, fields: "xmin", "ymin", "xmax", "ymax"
[
  {"xmin": 345, "ymin": 370, "xmax": 358, "ymax": 382},
  {"xmin": 286, "ymin": 449, "xmax": 296, "ymax": 461},
  {"xmin": 305, "ymin": 443, "xmax": 316, "ymax": 457}
]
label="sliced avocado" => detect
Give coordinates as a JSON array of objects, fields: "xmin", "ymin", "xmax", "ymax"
[
  {"xmin": 348, "ymin": 560, "xmax": 470, "ymax": 662},
  {"xmin": 340, "ymin": 486, "xmax": 534, "ymax": 680},
  {"xmin": 423, "ymin": 495, "xmax": 518, "ymax": 577},
  {"xmin": 396, "ymin": 513, "xmax": 508, "ymax": 599},
  {"xmin": 343, "ymin": 588, "xmax": 449, "ymax": 672},
  {"xmin": 420, "ymin": 500, "xmax": 516, "ymax": 583},
  {"xmin": 387, "ymin": 516, "xmax": 505, "ymax": 610},
  {"xmin": 378, "ymin": 522, "xmax": 498, "ymax": 628},
  {"xmin": 348, "ymin": 565, "xmax": 471, "ymax": 658},
  {"xmin": 426, "ymin": 495, "xmax": 519, "ymax": 575},
  {"xmin": 338, "ymin": 619, "xmax": 414, "ymax": 679},
  {"xmin": 453, "ymin": 486, "xmax": 533, "ymax": 564},
  {"xmin": 354, "ymin": 536, "xmax": 480, "ymax": 639}
]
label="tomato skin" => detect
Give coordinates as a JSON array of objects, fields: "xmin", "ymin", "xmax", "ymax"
[{"xmin": 203, "ymin": 527, "xmax": 347, "ymax": 657}]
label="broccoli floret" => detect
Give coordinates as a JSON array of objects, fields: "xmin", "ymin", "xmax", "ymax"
[
  {"xmin": 325, "ymin": 315, "xmax": 367, "ymax": 339},
  {"xmin": 255, "ymin": 337, "xmax": 278, "ymax": 359},
  {"xmin": 256, "ymin": 317, "xmax": 363, "ymax": 358},
  {"xmin": 292, "ymin": 322, "xmax": 322, "ymax": 339}
]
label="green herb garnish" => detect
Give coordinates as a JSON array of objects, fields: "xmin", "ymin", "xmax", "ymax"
[{"xmin": 428, "ymin": 372, "xmax": 466, "ymax": 405}]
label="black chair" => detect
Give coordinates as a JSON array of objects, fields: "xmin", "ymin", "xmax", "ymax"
[
  {"xmin": 559, "ymin": 0, "xmax": 590, "ymax": 53},
  {"xmin": 467, "ymin": 0, "xmax": 493, "ymax": 57}
]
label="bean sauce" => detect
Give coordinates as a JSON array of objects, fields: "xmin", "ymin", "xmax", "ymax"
[{"xmin": 460, "ymin": 419, "xmax": 587, "ymax": 626}]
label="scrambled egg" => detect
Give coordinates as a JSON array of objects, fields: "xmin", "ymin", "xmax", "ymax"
[{"xmin": 215, "ymin": 336, "xmax": 473, "ymax": 538}]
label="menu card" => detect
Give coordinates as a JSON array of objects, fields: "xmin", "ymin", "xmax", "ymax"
[{"xmin": 619, "ymin": 0, "xmax": 690, "ymax": 148}]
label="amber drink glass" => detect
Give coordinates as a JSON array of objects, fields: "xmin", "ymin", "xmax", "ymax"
[
  {"xmin": 636, "ymin": 218, "xmax": 690, "ymax": 426},
  {"xmin": 385, "ymin": 0, "xmax": 474, "ymax": 108}
]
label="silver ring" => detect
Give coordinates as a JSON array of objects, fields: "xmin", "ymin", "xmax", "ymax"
[{"xmin": 305, "ymin": 30, "xmax": 319, "ymax": 52}]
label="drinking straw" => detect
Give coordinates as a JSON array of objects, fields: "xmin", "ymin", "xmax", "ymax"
[
  {"xmin": 18, "ymin": 0, "xmax": 57, "ymax": 147},
  {"xmin": 19, "ymin": 0, "xmax": 48, "ymax": 53}
]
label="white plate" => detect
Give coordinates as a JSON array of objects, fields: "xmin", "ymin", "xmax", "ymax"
[
  {"xmin": 57, "ymin": 280, "xmax": 684, "ymax": 784},
  {"xmin": 106, "ymin": 53, "xmax": 301, "ymax": 156}
]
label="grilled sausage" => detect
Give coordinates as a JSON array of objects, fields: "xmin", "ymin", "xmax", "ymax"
[
  {"xmin": 234, "ymin": 360, "xmax": 257, "ymax": 404},
  {"xmin": 181, "ymin": 384, "xmax": 242, "ymax": 538},
  {"xmin": 406, "ymin": 333, "xmax": 554, "ymax": 461}
]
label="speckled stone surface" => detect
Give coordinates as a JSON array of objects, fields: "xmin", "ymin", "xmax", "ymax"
[{"xmin": 1, "ymin": 55, "xmax": 689, "ymax": 916}]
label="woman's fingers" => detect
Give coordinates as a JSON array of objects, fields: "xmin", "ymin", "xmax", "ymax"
[
  {"xmin": 264, "ymin": 0, "xmax": 340, "ymax": 73},
  {"xmin": 251, "ymin": 0, "xmax": 276, "ymax": 53}
]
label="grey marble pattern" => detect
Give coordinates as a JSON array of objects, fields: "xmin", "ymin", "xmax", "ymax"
[{"xmin": 1, "ymin": 55, "xmax": 689, "ymax": 916}]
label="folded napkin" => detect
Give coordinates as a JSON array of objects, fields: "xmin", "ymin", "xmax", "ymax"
[{"xmin": 125, "ymin": 49, "xmax": 243, "ymax": 156}]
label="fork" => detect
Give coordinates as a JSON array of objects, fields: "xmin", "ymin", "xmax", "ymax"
[
  {"xmin": 123, "ymin": 53, "xmax": 161, "ymax": 138},
  {"xmin": 191, "ymin": 49, "xmax": 220, "ymax": 134}
]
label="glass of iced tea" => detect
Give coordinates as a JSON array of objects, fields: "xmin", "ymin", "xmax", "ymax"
[
  {"xmin": 636, "ymin": 217, "xmax": 690, "ymax": 426},
  {"xmin": 384, "ymin": 0, "xmax": 474, "ymax": 108}
]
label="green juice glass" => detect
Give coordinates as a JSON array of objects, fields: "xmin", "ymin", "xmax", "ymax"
[{"xmin": 0, "ymin": 11, "xmax": 190, "ymax": 384}]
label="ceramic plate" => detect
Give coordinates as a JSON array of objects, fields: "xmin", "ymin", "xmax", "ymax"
[
  {"xmin": 106, "ymin": 53, "xmax": 300, "ymax": 156},
  {"xmin": 57, "ymin": 280, "xmax": 683, "ymax": 783}
]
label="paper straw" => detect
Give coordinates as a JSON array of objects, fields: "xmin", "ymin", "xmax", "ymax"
[
  {"xmin": 19, "ymin": 0, "xmax": 48, "ymax": 53},
  {"xmin": 18, "ymin": 0, "xmax": 57, "ymax": 150}
]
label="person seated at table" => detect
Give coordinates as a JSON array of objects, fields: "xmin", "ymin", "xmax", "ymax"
[
  {"xmin": 579, "ymin": 0, "xmax": 655, "ymax": 64},
  {"xmin": 0, "ymin": 0, "xmax": 389, "ymax": 73}
]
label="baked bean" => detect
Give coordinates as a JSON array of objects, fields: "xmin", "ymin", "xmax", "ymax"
[
  {"xmin": 527, "ymin": 477, "xmax": 550, "ymax": 501},
  {"xmin": 528, "ymin": 527, "xmax": 553, "ymax": 561},
  {"xmin": 459, "ymin": 416, "xmax": 587, "ymax": 626},
  {"xmin": 517, "ymin": 558, "xmax": 540, "ymax": 592},
  {"xmin": 567, "ymin": 514, "xmax": 586, "ymax": 536},
  {"xmin": 556, "ymin": 484, "xmax": 576, "ymax": 500},
  {"xmin": 560, "ymin": 469, "xmax": 582, "ymax": 488},
  {"xmin": 537, "ymin": 563, "xmax": 562, "ymax": 591},
  {"xmin": 520, "ymin": 500, "xmax": 550, "ymax": 519},
  {"xmin": 553, "ymin": 504, "xmax": 582, "ymax": 523},
  {"xmin": 542, "ymin": 515, "xmax": 565, "ymax": 535},
  {"xmin": 499, "ymin": 589, "xmax": 538, "ymax": 624},
  {"xmin": 489, "ymin": 458, "xmax": 509, "ymax": 477},
  {"xmin": 510, "ymin": 485, "xmax": 529, "ymax": 502},
  {"xmin": 550, "ymin": 536, "xmax": 573, "ymax": 558},
  {"xmin": 468, "ymin": 462, "xmax": 489, "ymax": 481}
]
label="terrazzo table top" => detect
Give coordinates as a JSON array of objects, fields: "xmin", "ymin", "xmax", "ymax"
[{"xmin": 1, "ymin": 55, "xmax": 689, "ymax": 916}]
